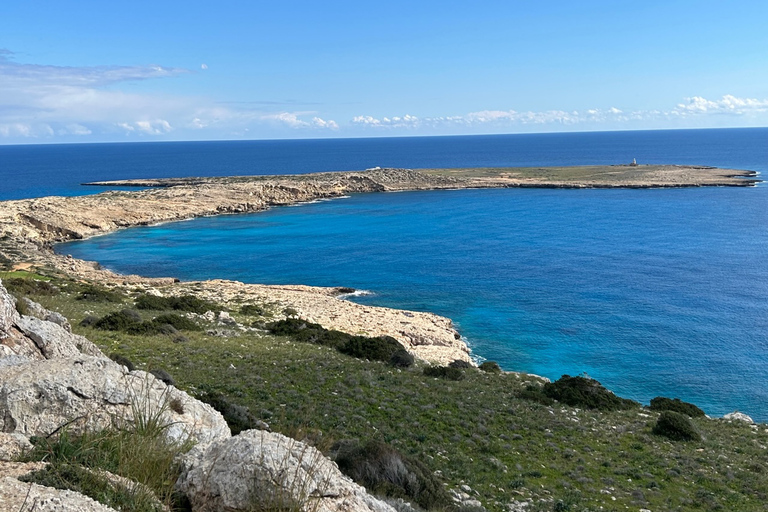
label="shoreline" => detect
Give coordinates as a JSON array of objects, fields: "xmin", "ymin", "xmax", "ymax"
[{"xmin": 0, "ymin": 165, "xmax": 759, "ymax": 366}]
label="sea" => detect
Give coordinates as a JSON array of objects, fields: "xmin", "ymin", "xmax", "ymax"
[{"xmin": 3, "ymin": 128, "xmax": 768, "ymax": 420}]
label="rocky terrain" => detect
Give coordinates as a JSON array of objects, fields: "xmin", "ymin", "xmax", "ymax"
[
  {"xmin": 0, "ymin": 166, "xmax": 757, "ymax": 366},
  {"xmin": 0, "ymin": 279, "xmax": 399, "ymax": 511}
]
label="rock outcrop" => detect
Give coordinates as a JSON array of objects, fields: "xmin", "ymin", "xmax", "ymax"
[
  {"xmin": 0, "ymin": 280, "xmax": 397, "ymax": 511},
  {"xmin": 176, "ymin": 429, "xmax": 396, "ymax": 512}
]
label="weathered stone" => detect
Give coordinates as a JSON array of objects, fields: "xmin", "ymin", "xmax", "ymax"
[
  {"xmin": 15, "ymin": 316, "xmax": 82, "ymax": 359},
  {"xmin": 0, "ymin": 279, "xmax": 20, "ymax": 340},
  {"xmin": 21, "ymin": 297, "xmax": 72, "ymax": 332},
  {"xmin": 0, "ymin": 476, "xmax": 118, "ymax": 512},
  {"xmin": 177, "ymin": 429, "xmax": 396, "ymax": 512},
  {"xmin": 723, "ymin": 411, "xmax": 754, "ymax": 423},
  {"xmin": 0, "ymin": 433, "xmax": 34, "ymax": 461},
  {"xmin": 0, "ymin": 356, "xmax": 230, "ymax": 445}
]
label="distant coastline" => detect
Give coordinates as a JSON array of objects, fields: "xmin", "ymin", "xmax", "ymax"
[{"xmin": 0, "ymin": 165, "xmax": 760, "ymax": 367}]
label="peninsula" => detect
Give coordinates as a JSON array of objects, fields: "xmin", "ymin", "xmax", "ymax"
[{"xmin": 0, "ymin": 165, "xmax": 759, "ymax": 364}]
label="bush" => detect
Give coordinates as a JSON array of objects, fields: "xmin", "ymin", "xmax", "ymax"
[
  {"xmin": 479, "ymin": 361, "xmax": 502, "ymax": 373},
  {"xmin": 423, "ymin": 366, "xmax": 465, "ymax": 381},
  {"xmin": 151, "ymin": 313, "xmax": 200, "ymax": 332},
  {"xmin": 109, "ymin": 353, "xmax": 135, "ymax": 371},
  {"xmin": 543, "ymin": 375, "xmax": 639, "ymax": 411},
  {"xmin": 94, "ymin": 310, "xmax": 143, "ymax": 332},
  {"xmin": 135, "ymin": 294, "xmax": 218, "ymax": 314},
  {"xmin": 3, "ymin": 277, "xmax": 59, "ymax": 296},
  {"xmin": 517, "ymin": 384, "xmax": 555, "ymax": 406},
  {"xmin": 649, "ymin": 397, "xmax": 706, "ymax": 418},
  {"xmin": 448, "ymin": 359, "xmax": 471, "ymax": 369},
  {"xmin": 339, "ymin": 335, "xmax": 405, "ymax": 362},
  {"xmin": 333, "ymin": 440, "xmax": 452, "ymax": 510},
  {"xmin": 198, "ymin": 390, "xmax": 261, "ymax": 435},
  {"xmin": 240, "ymin": 303, "xmax": 268, "ymax": 316},
  {"xmin": 76, "ymin": 285, "xmax": 122, "ymax": 303},
  {"xmin": 150, "ymin": 369, "xmax": 175, "ymax": 386},
  {"xmin": 79, "ymin": 315, "xmax": 99, "ymax": 328},
  {"xmin": 653, "ymin": 411, "xmax": 701, "ymax": 441},
  {"xmin": 389, "ymin": 348, "xmax": 415, "ymax": 368},
  {"xmin": 267, "ymin": 318, "xmax": 350, "ymax": 349}
]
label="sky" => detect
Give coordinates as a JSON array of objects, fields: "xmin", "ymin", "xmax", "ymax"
[{"xmin": 1, "ymin": 0, "xmax": 767, "ymax": 144}]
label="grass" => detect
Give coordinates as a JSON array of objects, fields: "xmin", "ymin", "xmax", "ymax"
[{"xmin": 15, "ymin": 274, "xmax": 768, "ymax": 511}]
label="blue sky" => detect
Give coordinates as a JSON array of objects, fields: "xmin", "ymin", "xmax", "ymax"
[{"xmin": 1, "ymin": 0, "xmax": 767, "ymax": 143}]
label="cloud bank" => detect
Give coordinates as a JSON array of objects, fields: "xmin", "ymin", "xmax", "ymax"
[{"xmin": 0, "ymin": 50, "xmax": 339, "ymax": 142}]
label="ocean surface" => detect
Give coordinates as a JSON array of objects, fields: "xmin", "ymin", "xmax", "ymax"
[{"xmin": 4, "ymin": 128, "xmax": 768, "ymax": 420}]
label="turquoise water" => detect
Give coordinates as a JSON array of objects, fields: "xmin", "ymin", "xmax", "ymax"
[{"xmin": 60, "ymin": 184, "xmax": 768, "ymax": 420}]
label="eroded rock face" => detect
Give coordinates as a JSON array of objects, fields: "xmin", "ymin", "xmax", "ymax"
[
  {"xmin": 0, "ymin": 476, "xmax": 118, "ymax": 512},
  {"xmin": 177, "ymin": 429, "xmax": 396, "ymax": 512},
  {"xmin": 0, "ymin": 280, "xmax": 20, "ymax": 340},
  {"xmin": 723, "ymin": 411, "xmax": 754, "ymax": 423},
  {"xmin": 0, "ymin": 356, "xmax": 230, "ymax": 445},
  {"xmin": 0, "ymin": 433, "xmax": 34, "ymax": 461}
]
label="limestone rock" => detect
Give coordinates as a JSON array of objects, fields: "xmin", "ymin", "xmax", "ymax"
[
  {"xmin": 15, "ymin": 316, "xmax": 83, "ymax": 359},
  {"xmin": 0, "ymin": 356, "xmax": 230, "ymax": 445},
  {"xmin": 0, "ymin": 476, "xmax": 118, "ymax": 512},
  {"xmin": 723, "ymin": 411, "xmax": 754, "ymax": 423},
  {"xmin": 0, "ymin": 433, "xmax": 34, "ymax": 461},
  {"xmin": 176, "ymin": 429, "xmax": 396, "ymax": 512},
  {"xmin": 0, "ymin": 280, "xmax": 20, "ymax": 340},
  {"xmin": 21, "ymin": 297, "xmax": 72, "ymax": 332}
]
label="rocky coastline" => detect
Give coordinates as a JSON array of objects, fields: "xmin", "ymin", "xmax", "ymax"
[{"xmin": 0, "ymin": 165, "xmax": 759, "ymax": 366}]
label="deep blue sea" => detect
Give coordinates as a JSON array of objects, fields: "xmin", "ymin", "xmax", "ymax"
[{"xmin": 3, "ymin": 128, "xmax": 768, "ymax": 420}]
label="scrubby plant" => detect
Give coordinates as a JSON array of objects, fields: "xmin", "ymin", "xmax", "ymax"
[
  {"xmin": 652, "ymin": 411, "xmax": 701, "ymax": 442},
  {"xmin": 151, "ymin": 313, "xmax": 200, "ymax": 332},
  {"xmin": 110, "ymin": 353, "xmax": 136, "ymax": 371},
  {"xmin": 77, "ymin": 285, "xmax": 123, "ymax": 303},
  {"xmin": 649, "ymin": 397, "xmax": 706, "ymax": 418},
  {"xmin": 516, "ymin": 384, "xmax": 555, "ymax": 406},
  {"xmin": 135, "ymin": 294, "xmax": 218, "ymax": 314},
  {"xmin": 150, "ymin": 369, "xmax": 175, "ymax": 386},
  {"xmin": 333, "ymin": 439, "xmax": 452, "ymax": 511},
  {"xmin": 198, "ymin": 390, "xmax": 261, "ymax": 435},
  {"xmin": 543, "ymin": 375, "xmax": 639, "ymax": 411},
  {"xmin": 478, "ymin": 361, "xmax": 501, "ymax": 373},
  {"xmin": 93, "ymin": 310, "xmax": 200, "ymax": 335},
  {"xmin": 3, "ymin": 276, "xmax": 59, "ymax": 296},
  {"xmin": 448, "ymin": 359, "xmax": 472, "ymax": 369},
  {"xmin": 339, "ymin": 335, "xmax": 404, "ymax": 362},
  {"xmin": 389, "ymin": 348, "xmax": 415, "ymax": 368},
  {"xmin": 240, "ymin": 303, "xmax": 270, "ymax": 316},
  {"xmin": 79, "ymin": 315, "xmax": 100, "ymax": 327},
  {"xmin": 94, "ymin": 310, "xmax": 144, "ymax": 332},
  {"xmin": 423, "ymin": 365, "xmax": 465, "ymax": 381}
]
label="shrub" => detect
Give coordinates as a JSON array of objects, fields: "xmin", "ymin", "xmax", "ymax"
[
  {"xmin": 94, "ymin": 310, "xmax": 143, "ymax": 332},
  {"xmin": 198, "ymin": 390, "xmax": 261, "ymax": 435},
  {"xmin": 135, "ymin": 294, "xmax": 218, "ymax": 314},
  {"xmin": 423, "ymin": 366, "xmax": 465, "ymax": 381},
  {"xmin": 151, "ymin": 313, "xmax": 200, "ymax": 332},
  {"xmin": 543, "ymin": 375, "xmax": 639, "ymax": 411},
  {"xmin": 448, "ymin": 359, "xmax": 471, "ymax": 369},
  {"xmin": 649, "ymin": 397, "xmax": 706, "ymax": 418},
  {"xmin": 240, "ymin": 303, "xmax": 268, "ymax": 316},
  {"xmin": 339, "ymin": 335, "xmax": 405, "ymax": 362},
  {"xmin": 267, "ymin": 318, "xmax": 348, "ymax": 349},
  {"xmin": 4, "ymin": 277, "xmax": 58, "ymax": 296},
  {"xmin": 110, "ymin": 353, "xmax": 136, "ymax": 371},
  {"xmin": 517, "ymin": 384, "xmax": 555, "ymax": 406},
  {"xmin": 479, "ymin": 361, "xmax": 502, "ymax": 373},
  {"xmin": 389, "ymin": 348, "xmax": 415, "ymax": 368},
  {"xmin": 150, "ymin": 369, "xmax": 175, "ymax": 386},
  {"xmin": 79, "ymin": 315, "xmax": 99, "ymax": 327},
  {"xmin": 77, "ymin": 285, "xmax": 123, "ymax": 303},
  {"xmin": 333, "ymin": 439, "xmax": 452, "ymax": 510},
  {"xmin": 653, "ymin": 411, "xmax": 701, "ymax": 441}
]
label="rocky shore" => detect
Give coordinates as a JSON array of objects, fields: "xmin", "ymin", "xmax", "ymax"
[{"xmin": 0, "ymin": 166, "xmax": 758, "ymax": 365}]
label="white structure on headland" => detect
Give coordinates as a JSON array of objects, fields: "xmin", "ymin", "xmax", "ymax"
[{"xmin": 630, "ymin": 158, "xmax": 638, "ymax": 166}]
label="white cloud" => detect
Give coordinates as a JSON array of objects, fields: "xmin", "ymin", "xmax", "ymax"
[
  {"xmin": 261, "ymin": 112, "xmax": 339, "ymax": 130},
  {"xmin": 352, "ymin": 95, "xmax": 768, "ymax": 131}
]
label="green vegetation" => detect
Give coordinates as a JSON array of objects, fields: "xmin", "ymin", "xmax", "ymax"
[
  {"xmin": 423, "ymin": 365, "xmax": 465, "ymax": 381},
  {"xmin": 649, "ymin": 397, "xmax": 706, "ymax": 418},
  {"xmin": 93, "ymin": 309, "xmax": 200, "ymax": 335},
  {"xmin": 542, "ymin": 375, "xmax": 640, "ymax": 411},
  {"xmin": 135, "ymin": 293, "xmax": 219, "ymax": 314},
  {"xmin": 15, "ymin": 274, "xmax": 768, "ymax": 511},
  {"xmin": 19, "ymin": 392, "xmax": 187, "ymax": 512},
  {"xmin": 653, "ymin": 411, "xmax": 702, "ymax": 442}
]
